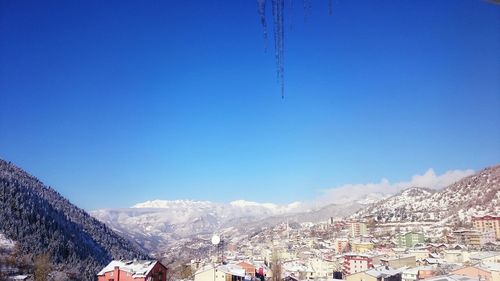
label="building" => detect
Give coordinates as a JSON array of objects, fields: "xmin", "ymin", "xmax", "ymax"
[
  {"xmin": 423, "ymin": 275, "xmax": 480, "ymax": 281},
  {"xmin": 236, "ymin": 262, "xmax": 256, "ymax": 278},
  {"xmin": 396, "ymin": 232, "xmax": 424, "ymax": 248},
  {"xmin": 380, "ymin": 255, "xmax": 416, "ymax": 268},
  {"xmin": 452, "ymin": 229, "xmax": 496, "ymax": 247},
  {"xmin": 407, "ymin": 249, "xmax": 430, "ymax": 261},
  {"xmin": 402, "ymin": 266, "xmax": 436, "ymax": 281},
  {"xmin": 346, "ymin": 266, "xmax": 402, "ymax": 281},
  {"xmin": 194, "ymin": 264, "xmax": 246, "ymax": 281},
  {"xmin": 473, "ymin": 215, "xmax": 500, "ymax": 240},
  {"xmin": 309, "ymin": 258, "xmax": 336, "ymax": 279},
  {"xmin": 451, "ymin": 263, "xmax": 500, "ymax": 281},
  {"xmin": 351, "ymin": 242, "xmax": 374, "ymax": 254},
  {"xmin": 349, "ymin": 222, "xmax": 367, "ymax": 237},
  {"xmin": 334, "ymin": 238, "xmax": 350, "ymax": 254},
  {"xmin": 442, "ymin": 250, "xmax": 470, "ymax": 264},
  {"xmin": 342, "ymin": 254, "xmax": 373, "ymax": 276},
  {"xmin": 97, "ymin": 260, "xmax": 167, "ymax": 281},
  {"xmin": 468, "ymin": 251, "xmax": 500, "ymax": 263},
  {"xmin": 452, "ymin": 229, "xmax": 482, "ymax": 246}
]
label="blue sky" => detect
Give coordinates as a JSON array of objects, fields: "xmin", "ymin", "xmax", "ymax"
[{"xmin": 1, "ymin": 0, "xmax": 499, "ymax": 210}]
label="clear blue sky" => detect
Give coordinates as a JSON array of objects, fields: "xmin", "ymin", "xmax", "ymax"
[{"xmin": 1, "ymin": 0, "xmax": 499, "ymax": 210}]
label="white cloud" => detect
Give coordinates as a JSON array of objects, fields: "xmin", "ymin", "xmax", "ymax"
[{"xmin": 316, "ymin": 168, "xmax": 475, "ymax": 206}]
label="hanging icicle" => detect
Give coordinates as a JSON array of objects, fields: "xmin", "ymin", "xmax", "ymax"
[
  {"xmin": 302, "ymin": 0, "xmax": 311, "ymax": 21},
  {"xmin": 257, "ymin": 0, "xmax": 268, "ymax": 51},
  {"xmin": 258, "ymin": 0, "xmax": 332, "ymax": 98},
  {"xmin": 272, "ymin": 0, "xmax": 285, "ymax": 98}
]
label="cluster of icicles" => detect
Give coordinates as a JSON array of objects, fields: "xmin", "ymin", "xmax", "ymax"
[{"xmin": 257, "ymin": 0, "xmax": 333, "ymax": 98}]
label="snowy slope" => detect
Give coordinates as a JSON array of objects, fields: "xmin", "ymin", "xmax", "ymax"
[{"xmin": 354, "ymin": 165, "xmax": 500, "ymax": 223}]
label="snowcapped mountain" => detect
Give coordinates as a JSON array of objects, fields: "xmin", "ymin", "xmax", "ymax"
[
  {"xmin": 90, "ymin": 199, "xmax": 304, "ymax": 251},
  {"xmin": 131, "ymin": 199, "xmax": 302, "ymax": 217},
  {"xmin": 354, "ymin": 165, "xmax": 500, "ymax": 223},
  {"xmin": 91, "ymin": 165, "xmax": 499, "ymax": 254}
]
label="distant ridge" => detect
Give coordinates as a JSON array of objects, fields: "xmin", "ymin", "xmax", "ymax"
[
  {"xmin": 353, "ymin": 165, "xmax": 500, "ymax": 223},
  {"xmin": 0, "ymin": 159, "xmax": 148, "ymax": 280}
]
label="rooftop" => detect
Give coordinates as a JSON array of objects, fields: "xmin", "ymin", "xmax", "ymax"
[{"xmin": 97, "ymin": 260, "xmax": 158, "ymax": 277}]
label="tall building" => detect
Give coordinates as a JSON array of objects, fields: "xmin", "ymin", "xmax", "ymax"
[
  {"xmin": 473, "ymin": 215, "xmax": 500, "ymax": 240},
  {"xmin": 349, "ymin": 222, "xmax": 367, "ymax": 237},
  {"xmin": 396, "ymin": 232, "xmax": 425, "ymax": 248},
  {"xmin": 452, "ymin": 229, "xmax": 496, "ymax": 247},
  {"xmin": 342, "ymin": 254, "xmax": 373, "ymax": 276}
]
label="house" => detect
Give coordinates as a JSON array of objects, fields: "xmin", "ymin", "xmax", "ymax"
[
  {"xmin": 401, "ymin": 267, "xmax": 419, "ymax": 281},
  {"xmin": 236, "ymin": 262, "xmax": 256, "ymax": 278},
  {"xmin": 346, "ymin": 266, "xmax": 402, "ymax": 281},
  {"xmin": 194, "ymin": 264, "xmax": 246, "ymax": 281},
  {"xmin": 426, "ymin": 243, "xmax": 448, "ymax": 253},
  {"xmin": 401, "ymin": 266, "xmax": 436, "ymax": 281},
  {"xmin": 97, "ymin": 260, "xmax": 167, "ymax": 281}
]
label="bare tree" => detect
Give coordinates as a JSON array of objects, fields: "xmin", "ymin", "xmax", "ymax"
[
  {"xmin": 33, "ymin": 253, "xmax": 51, "ymax": 281},
  {"xmin": 271, "ymin": 250, "xmax": 282, "ymax": 281}
]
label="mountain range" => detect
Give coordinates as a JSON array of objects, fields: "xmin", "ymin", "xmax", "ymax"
[{"xmin": 91, "ymin": 165, "xmax": 500, "ymax": 254}]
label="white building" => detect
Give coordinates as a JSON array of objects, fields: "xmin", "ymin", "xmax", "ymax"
[{"xmin": 194, "ymin": 264, "xmax": 245, "ymax": 281}]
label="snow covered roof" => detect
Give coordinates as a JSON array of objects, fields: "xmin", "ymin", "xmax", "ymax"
[
  {"xmin": 7, "ymin": 275, "xmax": 30, "ymax": 280},
  {"xmin": 380, "ymin": 254, "xmax": 415, "ymax": 261},
  {"xmin": 97, "ymin": 260, "xmax": 158, "ymax": 277},
  {"xmin": 364, "ymin": 266, "xmax": 402, "ymax": 278},
  {"xmin": 469, "ymin": 251, "xmax": 500, "ymax": 260},
  {"xmin": 403, "ymin": 266, "xmax": 435, "ymax": 274},
  {"xmin": 424, "ymin": 258, "xmax": 445, "ymax": 264},
  {"xmin": 479, "ymin": 262, "xmax": 500, "ymax": 272},
  {"xmin": 217, "ymin": 264, "xmax": 246, "ymax": 277},
  {"xmin": 423, "ymin": 275, "xmax": 479, "ymax": 281}
]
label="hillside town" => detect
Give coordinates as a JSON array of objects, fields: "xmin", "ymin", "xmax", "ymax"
[{"xmin": 174, "ymin": 215, "xmax": 500, "ymax": 281}]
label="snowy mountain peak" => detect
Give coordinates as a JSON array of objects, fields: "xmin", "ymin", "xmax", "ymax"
[
  {"xmin": 397, "ymin": 186, "xmax": 435, "ymax": 197},
  {"xmin": 132, "ymin": 199, "xmax": 214, "ymax": 209},
  {"xmin": 229, "ymin": 200, "xmax": 302, "ymax": 213}
]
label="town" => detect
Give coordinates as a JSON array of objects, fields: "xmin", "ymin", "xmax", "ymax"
[{"xmin": 94, "ymin": 215, "xmax": 500, "ymax": 281}]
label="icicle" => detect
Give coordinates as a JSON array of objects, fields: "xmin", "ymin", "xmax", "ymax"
[
  {"xmin": 257, "ymin": 0, "xmax": 268, "ymax": 51},
  {"xmin": 272, "ymin": 0, "xmax": 285, "ymax": 98},
  {"xmin": 302, "ymin": 0, "xmax": 311, "ymax": 22}
]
